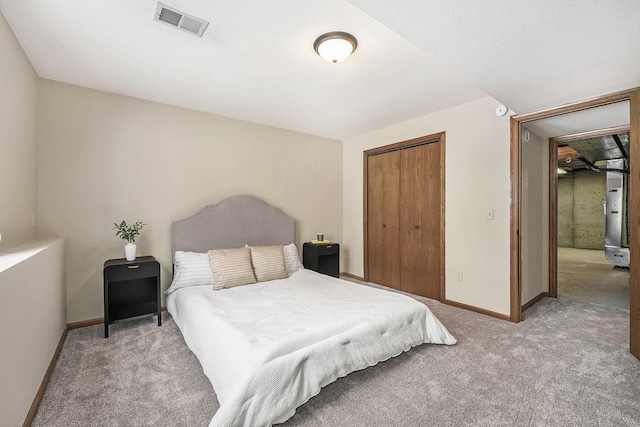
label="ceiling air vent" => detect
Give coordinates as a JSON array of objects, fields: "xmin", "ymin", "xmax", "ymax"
[{"xmin": 154, "ymin": 2, "xmax": 209, "ymax": 37}]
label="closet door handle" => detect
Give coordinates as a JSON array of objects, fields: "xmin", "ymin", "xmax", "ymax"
[
  {"xmin": 414, "ymin": 225, "xmax": 420, "ymax": 230},
  {"xmin": 382, "ymin": 224, "xmax": 386, "ymax": 228}
]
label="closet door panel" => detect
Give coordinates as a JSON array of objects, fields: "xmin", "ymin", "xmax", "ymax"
[
  {"xmin": 400, "ymin": 143, "xmax": 442, "ymax": 299},
  {"xmin": 367, "ymin": 151, "xmax": 401, "ymax": 288}
]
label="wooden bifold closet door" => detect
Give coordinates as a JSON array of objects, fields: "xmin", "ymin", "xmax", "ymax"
[
  {"xmin": 367, "ymin": 150, "xmax": 401, "ymax": 288},
  {"xmin": 365, "ymin": 135, "xmax": 444, "ymax": 300}
]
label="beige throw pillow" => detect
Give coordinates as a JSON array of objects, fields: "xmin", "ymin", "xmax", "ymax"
[
  {"xmin": 208, "ymin": 247, "xmax": 257, "ymax": 290},
  {"xmin": 250, "ymin": 245, "xmax": 288, "ymax": 282}
]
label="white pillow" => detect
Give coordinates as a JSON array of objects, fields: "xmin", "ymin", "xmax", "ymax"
[
  {"xmin": 283, "ymin": 243, "xmax": 303, "ymax": 275},
  {"xmin": 165, "ymin": 251, "xmax": 214, "ymax": 294}
]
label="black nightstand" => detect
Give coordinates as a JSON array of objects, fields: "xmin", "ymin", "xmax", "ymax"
[
  {"xmin": 303, "ymin": 242, "xmax": 340, "ymax": 278},
  {"xmin": 103, "ymin": 256, "xmax": 161, "ymax": 338}
]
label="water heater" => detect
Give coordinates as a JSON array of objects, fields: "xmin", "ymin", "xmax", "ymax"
[{"xmin": 604, "ymin": 158, "xmax": 629, "ymax": 267}]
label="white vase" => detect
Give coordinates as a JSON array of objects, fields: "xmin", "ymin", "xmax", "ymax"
[{"xmin": 125, "ymin": 243, "xmax": 137, "ymax": 261}]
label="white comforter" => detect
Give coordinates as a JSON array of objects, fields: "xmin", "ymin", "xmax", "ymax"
[{"xmin": 167, "ymin": 269, "xmax": 456, "ymax": 427}]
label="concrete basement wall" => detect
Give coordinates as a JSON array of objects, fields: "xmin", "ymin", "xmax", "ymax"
[
  {"xmin": 37, "ymin": 80, "xmax": 343, "ymax": 323},
  {"xmin": 573, "ymin": 171, "xmax": 606, "ymax": 249},
  {"xmin": 558, "ymin": 175, "xmax": 575, "ymax": 247},
  {"xmin": 558, "ymin": 170, "xmax": 606, "ymax": 249},
  {"xmin": 343, "ymin": 97, "xmax": 512, "ymax": 316}
]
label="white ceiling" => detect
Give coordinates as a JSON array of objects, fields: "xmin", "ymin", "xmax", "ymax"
[
  {"xmin": 347, "ymin": 0, "xmax": 640, "ymax": 115},
  {"xmin": 525, "ymin": 101, "xmax": 630, "ymax": 139},
  {"xmin": 1, "ymin": 0, "xmax": 639, "ymax": 140}
]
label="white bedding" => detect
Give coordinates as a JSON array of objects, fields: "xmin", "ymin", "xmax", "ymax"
[{"xmin": 167, "ymin": 268, "xmax": 456, "ymax": 427}]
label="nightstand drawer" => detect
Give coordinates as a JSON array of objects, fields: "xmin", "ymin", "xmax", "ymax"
[
  {"xmin": 105, "ymin": 261, "xmax": 159, "ymax": 282},
  {"xmin": 315, "ymin": 244, "xmax": 339, "ymax": 256}
]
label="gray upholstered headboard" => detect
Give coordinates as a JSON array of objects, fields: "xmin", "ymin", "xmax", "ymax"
[{"xmin": 172, "ymin": 195, "xmax": 296, "ymax": 260}]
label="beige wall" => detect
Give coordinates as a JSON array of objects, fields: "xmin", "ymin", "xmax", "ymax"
[
  {"xmin": 520, "ymin": 127, "xmax": 549, "ymax": 304},
  {"xmin": 37, "ymin": 80, "xmax": 343, "ymax": 322},
  {"xmin": 0, "ymin": 238, "xmax": 66, "ymax": 427},
  {"xmin": 1, "ymin": 18, "xmax": 66, "ymax": 426},
  {"xmin": 343, "ymin": 97, "xmax": 512, "ymax": 315},
  {"xmin": 0, "ymin": 11, "xmax": 38, "ymax": 250}
]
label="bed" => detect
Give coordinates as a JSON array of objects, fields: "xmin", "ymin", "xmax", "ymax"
[{"xmin": 166, "ymin": 195, "xmax": 456, "ymax": 427}]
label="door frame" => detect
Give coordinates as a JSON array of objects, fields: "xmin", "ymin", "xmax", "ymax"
[
  {"xmin": 510, "ymin": 87, "xmax": 640, "ymax": 359},
  {"xmin": 363, "ymin": 131, "xmax": 446, "ymax": 301},
  {"xmin": 548, "ymin": 125, "xmax": 631, "ymax": 298}
]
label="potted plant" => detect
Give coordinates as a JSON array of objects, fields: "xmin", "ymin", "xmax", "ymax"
[{"xmin": 113, "ymin": 220, "xmax": 146, "ymax": 261}]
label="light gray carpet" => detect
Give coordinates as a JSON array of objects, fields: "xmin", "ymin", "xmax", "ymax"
[{"xmin": 32, "ymin": 293, "xmax": 640, "ymax": 426}]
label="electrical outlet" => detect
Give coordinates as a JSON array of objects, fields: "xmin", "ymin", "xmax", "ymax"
[
  {"xmin": 456, "ymin": 270, "xmax": 463, "ymax": 281},
  {"xmin": 486, "ymin": 209, "xmax": 494, "ymax": 220}
]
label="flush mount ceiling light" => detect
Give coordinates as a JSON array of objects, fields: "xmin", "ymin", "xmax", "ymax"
[{"xmin": 313, "ymin": 32, "xmax": 357, "ymax": 63}]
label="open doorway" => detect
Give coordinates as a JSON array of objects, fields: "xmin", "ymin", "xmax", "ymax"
[
  {"xmin": 518, "ymin": 105, "xmax": 631, "ymax": 312},
  {"xmin": 509, "ymin": 87, "xmax": 640, "ymax": 360},
  {"xmin": 553, "ymin": 129, "xmax": 630, "ymax": 310}
]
